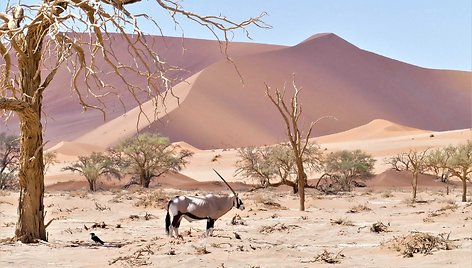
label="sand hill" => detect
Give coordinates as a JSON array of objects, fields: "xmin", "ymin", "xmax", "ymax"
[{"xmin": 72, "ymin": 33, "xmax": 471, "ymax": 150}]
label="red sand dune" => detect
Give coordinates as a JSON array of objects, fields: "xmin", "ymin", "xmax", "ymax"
[
  {"xmin": 316, "ymin": 119, "xmax": 430, "ymax": 143},
  {"xmin": 72, "ymin": 33, "xmax": 470, "ymax": 150},
  {"xmin": 368, "ymin": 169, "xmax": 448, "ymax": 188}
]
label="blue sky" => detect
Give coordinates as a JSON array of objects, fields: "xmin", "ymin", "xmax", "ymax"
[
  {"xmin": 2, "ymin": 1, "xmax": 471, "ymax": 71},
  {"xmin": 135, "ymin": 0, "xmax": 471, "ymax": 71}
]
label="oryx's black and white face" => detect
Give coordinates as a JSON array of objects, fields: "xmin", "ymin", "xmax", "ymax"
[{"xmin": 234, "ymin": 196, "xmax": 245, "ymax": 210}]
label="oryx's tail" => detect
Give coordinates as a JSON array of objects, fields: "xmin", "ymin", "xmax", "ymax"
[{"xmin": 165, "ymin": 199, "xmax": 172, "ymax": 235}]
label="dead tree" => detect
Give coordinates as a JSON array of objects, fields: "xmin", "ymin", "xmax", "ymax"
[
  {"xmin": 265, "ymin": 75, "xmax": 332, "ymax": 211},
  {"xmin": 0, "ymin": 0, "xmax": 267, "ymax": 243},
  {"xmin": 388, "ymin": 149, "xmax": 429, "ymax": 201}
]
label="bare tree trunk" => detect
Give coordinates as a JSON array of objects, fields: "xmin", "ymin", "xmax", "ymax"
[
  {"xmin": 461, "ymin": 176, "xmax": 467, "ymax": 202},
  {"xmin": 412, "ymin": 171, "xmax": 418, "ymax": 201},
  {"xmin": 143, "ymin": 178, "xmax": 151, "ymax": 188},
  {"xmin": 297, "ymin": 162, "xmax": 306, "ymax": 211},
  {"xmin": 87, "ymin": 178, "xmax": 96, "ymax": 191},
  {"xmin": 15, "ymin": 112, "xmax": 46, "ymax": 242},
  {"xmin": 298, "ymin": 170, "xmax": 306, "ymax": 211},
  {"xmin": 139, "ymin": 170, "xmax": 151, "ymax": 188}
]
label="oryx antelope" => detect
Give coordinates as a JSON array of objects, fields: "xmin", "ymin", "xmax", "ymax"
[{"xmin": 165, "ymin": 169, "xmax": 245, "ymax": 238}]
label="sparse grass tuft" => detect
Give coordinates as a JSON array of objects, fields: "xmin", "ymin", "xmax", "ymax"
[
  {"xmin": 254, "ymin": 193, "xmax": 284, "ymax": 209},
  {"xmin": 330, "ymin": 218, "xmax": 354, "ymax": 226},
  {"xmin": 134, "ymin": 190, "xmax": 170, "ymax": 209},
  {"xmin": 193, "ymin": 245, "xmax": 211, "ymax": 255},
  {"xmin": 347, "ymin": 204, "xmax": 371, "ymax": 213}
]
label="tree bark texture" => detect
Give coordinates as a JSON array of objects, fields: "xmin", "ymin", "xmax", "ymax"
[
  {"xmin": 298, "ymin": 166, "xmax": 306, "ymax": 211},
  {"xmin": 14, "ymin": 35, "xmax": 47, "ymax": 242},
  {"xmin": 15, "ymin": 109, "xmax": 46, "ymax": 242}
]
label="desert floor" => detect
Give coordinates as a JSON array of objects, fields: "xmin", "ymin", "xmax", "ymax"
[{"xmin": 1, "ymin": 186, "xmax": 471, "ymax": 268}]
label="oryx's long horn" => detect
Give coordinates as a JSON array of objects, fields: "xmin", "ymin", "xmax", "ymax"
[{"xmin": 213, "ymin": 169, "xmax": 237, "ymax": 196}]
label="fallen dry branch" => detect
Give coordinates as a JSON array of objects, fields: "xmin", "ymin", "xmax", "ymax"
[
  {"xmin": 330, "ymin": 218, "xmax": 354, "ymax": 226},
  {"xmin": 385, "ymin": 232, "xmax": 457, "ymax": 257},
  {"xmin": 94, "ymin": 201, "xmax": 111, "ymax": 211},
  {"xmin": 108, "ymin": 244, "xmax": 154, "ymax": 266},
  {"xmin": 301, "ymin": 249, "xmax": 345, "ymax": 264},
  {"xmin": 259, "ymin": 223, "xmax": 300, "ymax": 234}
]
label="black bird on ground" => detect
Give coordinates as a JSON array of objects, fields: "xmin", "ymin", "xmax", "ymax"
[{"xmin": 90, "ymin": 232, "xmax": 105, "ymax": 245}]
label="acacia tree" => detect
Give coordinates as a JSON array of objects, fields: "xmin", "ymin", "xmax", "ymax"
[
  {"xmin": 0, "ymin": 132, "xmax": 19, "ymax": 189},
  {"xmin": 112, "ymin": 133, "xmax": 193, "ymax": 188},
  {"xmin": 265, "ymin": 76, "xmax": 333, "ymax": 211},
  {"xmin": 444, "ymin": 141, "xmax": 472, "ymax": 202},
  {"xmin": 236, "ymin": 142, "xmax": 322, "ymax": 193},
  {"xmin": 322, "ymin": 149, "xmax": 376, "ymax": 192},
  {"xmin": 388, "ymin": 149, "xmax": 429, "ymax": 201},
  {"xmin": 0, "ymin": 1, "xmax": 266, "ymax": 243},
  {"xmin": 62, "ymin": 152, "xmax": 120, "ymax": 191},
  {"xmin": 43, "ymin": 151, "xmax": 58, "ymax": 175},
  {"xmin": 426, "ymin": 147, "xmax": 454, "ymax": 194}
]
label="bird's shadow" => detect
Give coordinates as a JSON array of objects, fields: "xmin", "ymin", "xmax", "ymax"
[{"xmin": 66, "ymin": 240, "xmax": 125, "ymax": 248}]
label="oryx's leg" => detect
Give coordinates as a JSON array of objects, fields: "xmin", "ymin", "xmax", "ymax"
[
  {"xmin": 205, "ymin": 218, "xmax": 215, "ymax": 237},
  {"xmin": 171, "ymin": 213, "xmax": 183, "ymax": 238}
]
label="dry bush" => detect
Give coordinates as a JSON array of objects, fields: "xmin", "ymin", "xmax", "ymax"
[
  {"xmin": 370, "ymin": 222, "xmax": 389, "ymax": 233},
  {"xmin": 385, "ymin": 232, "xmax": 456, "ymax": 257},
  {"xmin": 231, "ymin": 214, "xmax": 246, "ymax": 225},
  {"xmin": 347, "ymin": 204, "xmax": 371, "ymax": 213}
]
